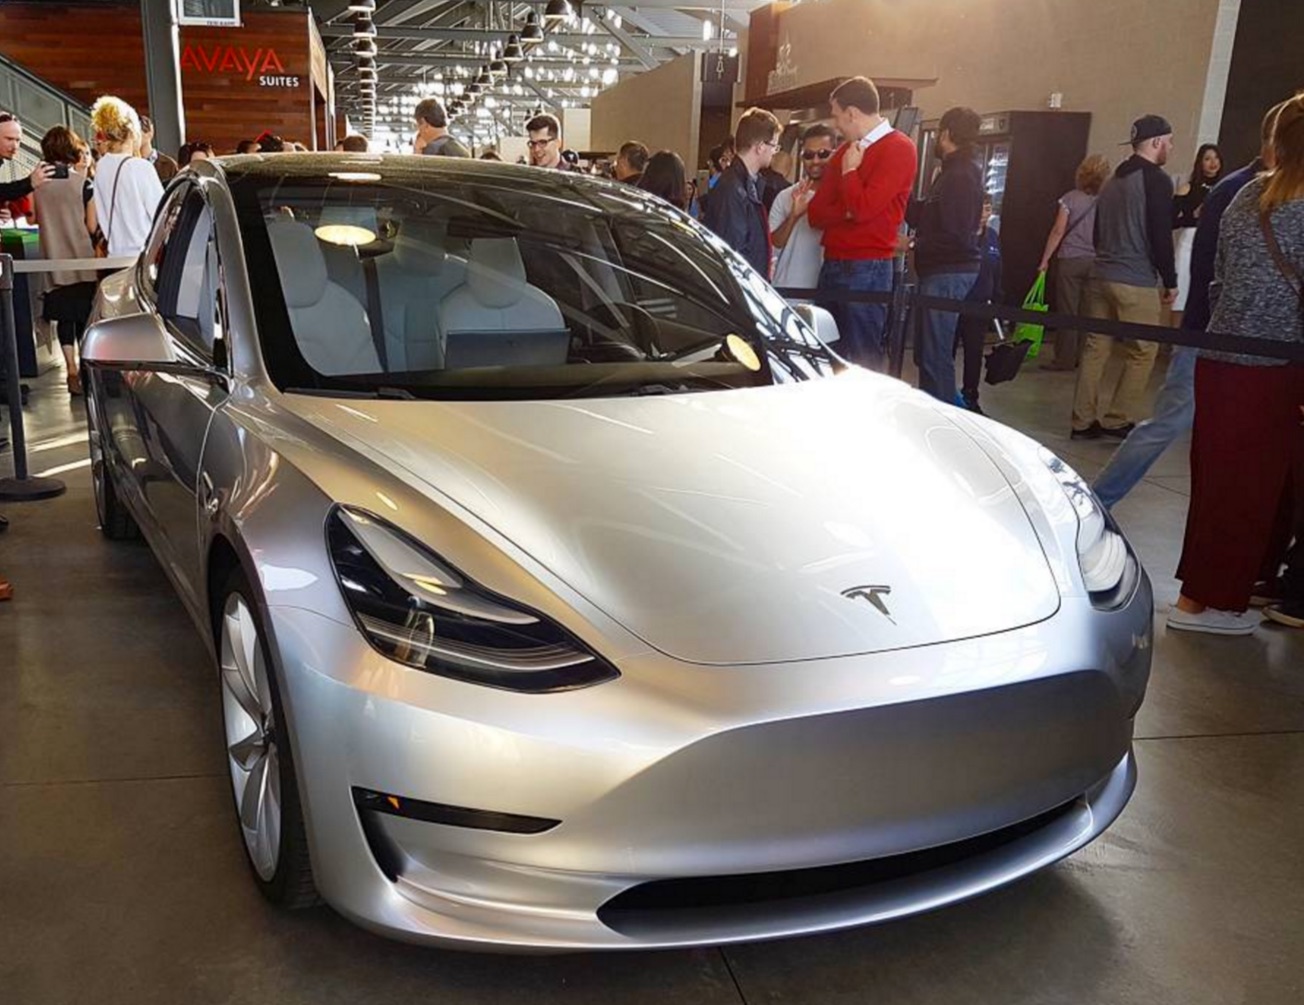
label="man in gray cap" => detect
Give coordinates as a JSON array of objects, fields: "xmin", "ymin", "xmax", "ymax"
[{"xmin": 1070, "ymin": 114, "xmax": 1178, "ymax": 440}]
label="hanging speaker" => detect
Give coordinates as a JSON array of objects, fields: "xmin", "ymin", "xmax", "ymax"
[{"xmin": 700, "ymin": 52, "xmax": 740, "ymax": 85}]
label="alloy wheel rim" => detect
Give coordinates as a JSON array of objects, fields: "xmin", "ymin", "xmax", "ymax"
[{"xmin": 219, "ymin": 593, "xmax": 282, "ymax": 881}]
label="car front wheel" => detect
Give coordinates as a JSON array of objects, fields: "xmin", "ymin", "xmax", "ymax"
[{"xmin": 216, "ymin": 568, "xmax": 319, "ymax": 908}]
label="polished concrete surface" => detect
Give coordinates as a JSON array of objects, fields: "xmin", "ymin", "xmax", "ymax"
[{"xmin": 2, "ymin": 348, "xmax": 1301, "ymax": 1004}]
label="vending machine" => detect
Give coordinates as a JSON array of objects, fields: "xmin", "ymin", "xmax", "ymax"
[{"xmin": 917, "ymin": 110, "xmax": 1091, "ymax": 304}]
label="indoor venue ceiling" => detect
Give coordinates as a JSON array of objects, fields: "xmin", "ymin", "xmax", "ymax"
[{"xmin": 254, "ymin": 0, "xmax": 764, "ymax": 146}]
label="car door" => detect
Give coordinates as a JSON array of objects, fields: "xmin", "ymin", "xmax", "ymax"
[{"xmin": 120, "ymin": 185, "xmax": 232, "ymax": 614}]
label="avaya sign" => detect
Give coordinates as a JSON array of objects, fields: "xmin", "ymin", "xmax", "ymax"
[{"xmin": 180, "ymin": 45, "xmax": 302, "ymax": 89}]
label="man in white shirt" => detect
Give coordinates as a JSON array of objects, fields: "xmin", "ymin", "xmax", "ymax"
[{"xmin": 769, "ymin": 124, "xmax": 836, "ymax": 290}]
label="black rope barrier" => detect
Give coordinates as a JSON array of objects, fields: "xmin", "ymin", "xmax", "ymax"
[{"xmin": 776, "ymin": 284, "xmax": 1304, "ymax": 364}]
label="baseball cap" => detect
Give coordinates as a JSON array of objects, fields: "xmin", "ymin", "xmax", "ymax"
[{"xmin": 1125, "ymin": 115, "xmax": 1173, "ymax": 145}]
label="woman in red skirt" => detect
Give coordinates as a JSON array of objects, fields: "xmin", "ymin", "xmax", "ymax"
[{"xmin": 1169, "ymin": 94, "xmax": 1304, "ymax": 636}]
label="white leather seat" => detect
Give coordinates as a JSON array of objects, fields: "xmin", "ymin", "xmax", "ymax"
[
  {"xmin": 440, "ymin": 238, "xmax": 565, "ymax": 341},
  {"xmin": 266, "ymin": 219, "xmax": 380, "ymax": 376},
  {"xmin": 373, "ymin": 219, "xmax": 467, "ymax": 371}
]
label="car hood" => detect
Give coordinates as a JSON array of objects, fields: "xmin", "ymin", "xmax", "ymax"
[{"xmin": 280, "ymin": 374, "xmax": 1059, "ymax": 665}]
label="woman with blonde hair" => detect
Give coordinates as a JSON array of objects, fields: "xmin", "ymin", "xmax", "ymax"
[
  {"xmin": 90, "ymin": 95, "xmax": 163, "ymax": 256},
  {"xmin": 1037, "ymin": 153, "xmax": 1111, "ymax": 369},
  {"xmin": 1168, "ymin": 93, "xmax": 1304, "ymax": 636}
]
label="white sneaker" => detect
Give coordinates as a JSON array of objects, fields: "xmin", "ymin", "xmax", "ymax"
[{"xmin": 1166, "ymin": 606, "xmax": 1257, "ymax": 636}]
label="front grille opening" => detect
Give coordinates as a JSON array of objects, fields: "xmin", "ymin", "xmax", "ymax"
[{"xmin": 598, "ymin": 798, "xmax": 1079, "ymax": 935}]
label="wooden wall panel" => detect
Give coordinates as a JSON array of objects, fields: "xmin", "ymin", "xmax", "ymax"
[
  {"xmin": 180, "ymin": 13, "xmax": 316, "ymax": 151},
  {"xmin": 0, "ymin": 1, "xmax": 326, "ymax": 154},
  {"xmin": 0, "ymin": 2, "xmax": 150, "ymax": 115}
]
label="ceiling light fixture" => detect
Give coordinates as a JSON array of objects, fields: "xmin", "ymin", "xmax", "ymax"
[
  {"xmin": 543, "ymin": 0, "xmax": 573, "ymax": 28},
  {"xmin": 521, "ymin": 12, "xmax": 545, "ymax": 48},
  {"xmin": 503, "ymin": 34, "xmax": 524, "ymax": 63}
]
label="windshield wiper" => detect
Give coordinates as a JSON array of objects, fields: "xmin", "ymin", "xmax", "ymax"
[{"xmin": 283, "ymin": 385, "xmax": 416, "ymax": 400}]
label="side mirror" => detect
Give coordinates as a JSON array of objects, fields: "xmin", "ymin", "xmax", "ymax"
[
  {"xmin": 82, "ymin": 313, "xmax": 177, "ymax": 368},
  {"xmin": 792, "ymin": 303, "xmax": 841, "ymax": 346}
]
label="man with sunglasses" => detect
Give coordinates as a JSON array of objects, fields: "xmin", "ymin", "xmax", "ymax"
[
  {"xmin": 703, "ymin": 107, "xmax": 782, "ymax": 278},
  {"xmin": 769, "ymin": 124, "xmax": 837, "ymax": 291},
  {"xmin": 0, "ymin": 112, "xmax": 54, "ymax": 205},
  {"xmin": 526, "ymin": 114, "xmax": 568, "ymax": 170}
]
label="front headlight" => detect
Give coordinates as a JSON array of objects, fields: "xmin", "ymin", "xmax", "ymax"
[
  {"xmin": 1039, "ymin": 449, "xmax": 1136, "ymax": 606},
  {"xmin": 326, "ymin": 507, "xmax": 619, "ymax": 692}
]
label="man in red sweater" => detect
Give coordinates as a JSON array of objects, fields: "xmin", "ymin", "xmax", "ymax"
[{"xmin": 808, "ymin": 78, "xmax": 917, "ymax": 370}]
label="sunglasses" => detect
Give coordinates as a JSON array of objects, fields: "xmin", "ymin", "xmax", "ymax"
[{"xmin": 800, "ymin": 149, "xmax": 834, "ymax": 161}]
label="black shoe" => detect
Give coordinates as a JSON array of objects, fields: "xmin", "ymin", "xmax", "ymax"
[
  {"xmin": 0, "ymin": 513, "xmax": 8, "ymax": 533},
  {"xmin": 962, "ymin": 394, "xmax": 984, "ymax": 415},
  {"xmin": 1070, "ymin": 422, "xmax": 1103, "ymax": 440},
  {"xmin": 1100, "ymin": 423, "xmax": 1135, "ymax": 439}
]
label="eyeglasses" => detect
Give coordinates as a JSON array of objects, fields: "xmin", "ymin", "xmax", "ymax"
[
  {"xmin": 801, "ymin": 149, "xmax": 834, "ymax": 161},
  {"xmin": 526, "ymin": 137, "xmax": 556, "ymax": 149}
]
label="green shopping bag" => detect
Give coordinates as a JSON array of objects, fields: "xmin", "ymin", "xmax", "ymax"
[{"xmin": 1012, "ymin": 270, "xmax": 1049, "ymax": 359}]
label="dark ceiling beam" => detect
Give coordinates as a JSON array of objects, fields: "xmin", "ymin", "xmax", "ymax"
[
  {"xmin": 319, "ymin": 24, "xmax": 705, "ymax": 48},
  {"xmin": 330, "ymin": 53, "xmax": 646, "ymax": 68}
]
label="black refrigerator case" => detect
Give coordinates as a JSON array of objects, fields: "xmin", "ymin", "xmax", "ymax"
[{"xmin": 918, "ymin": 110, "xmax": 1091, "ymax": 305}]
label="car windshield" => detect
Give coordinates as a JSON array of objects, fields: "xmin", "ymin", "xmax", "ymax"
[{"xmin": 228, "ymin": 159, "xmax": 839, "ymax": 400}]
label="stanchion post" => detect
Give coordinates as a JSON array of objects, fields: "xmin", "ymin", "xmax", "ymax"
[
  {"xmin": 0, "ymin": 253, "xmax": 66, "ymax": 502},
  {"xmin": 886, "ymin": 258, "xmax": 912, "ymax": 380}
]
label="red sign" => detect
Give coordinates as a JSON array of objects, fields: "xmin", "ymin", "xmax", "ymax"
[{"xmin": 180, "ymin": 44, "xmax": 301, "ymax": 88}]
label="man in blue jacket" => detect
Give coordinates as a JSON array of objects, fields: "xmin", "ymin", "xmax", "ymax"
[{"xmin": 704, "ymin": 108, "xmax": 781, "ymax": 278}]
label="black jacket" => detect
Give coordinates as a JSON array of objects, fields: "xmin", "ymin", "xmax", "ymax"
[
  {"xmin": 908, "ymin": 150, "xmax": 983, "ymax": 275},
  {"xmin": 0, "ymin": 176, "xmax": 34, "ymax": 203},
  {"xmin": 703, "ymin": 158, "xmax": 770, "ymax": 277}
]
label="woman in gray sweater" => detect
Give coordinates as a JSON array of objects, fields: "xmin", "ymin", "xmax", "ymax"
[{"xmin": 1169, "ymin": 94, "xmax": 1304, "ymax": 636}]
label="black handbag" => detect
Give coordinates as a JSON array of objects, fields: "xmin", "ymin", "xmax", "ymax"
[{"xmin": 984, "ymin": 339, "xmax": 1032, "ymax": 385}]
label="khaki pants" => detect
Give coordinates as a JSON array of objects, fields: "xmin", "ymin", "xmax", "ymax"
[{"xmin": 1071, "ymin": 280, "xmax": 1161, "ymax": 431}]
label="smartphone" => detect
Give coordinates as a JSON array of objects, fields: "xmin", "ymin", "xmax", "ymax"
[{"xmin": 52, "ymin": 163, "xmax": 70, "ymax": 179}]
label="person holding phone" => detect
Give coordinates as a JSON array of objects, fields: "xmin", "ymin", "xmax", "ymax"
[
  {"xmin": 0, "ymin": 110, "xmax": 56, "ymax": 208},
  {"xmin": 30, "ymin": 125, "xmax": 99, "ymax": 395}
]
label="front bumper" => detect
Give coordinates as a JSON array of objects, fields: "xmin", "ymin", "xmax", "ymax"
[{"xmin": 266, "ymin": 572, "xmax": 1151, "ymax": 951}]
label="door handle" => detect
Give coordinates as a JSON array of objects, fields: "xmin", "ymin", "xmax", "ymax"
[{"xmin": 200, "ymin": 472, "xmax": 220, "ymax": 519}]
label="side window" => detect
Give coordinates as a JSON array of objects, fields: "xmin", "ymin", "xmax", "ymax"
[
  {"xmin": 155, "ymin": 192, "xmax": 223, "ymax": 361},
  {"xmin": 139, "ymin": 185, "xmax": 191, "ymax": 302}
]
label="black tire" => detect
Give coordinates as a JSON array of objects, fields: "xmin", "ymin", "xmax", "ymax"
[
  {"xmin": 86, "ymin": 396, "xmax": 140, "ymax": 542},
  {"xmin": 215, "ymin": 567, "xmax": 320, "ymax": 909}
]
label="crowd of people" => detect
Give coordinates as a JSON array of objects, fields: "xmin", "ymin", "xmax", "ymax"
[{"xmin": 2, "ymin": 84, "xmax": 1302, "ymax": 638}]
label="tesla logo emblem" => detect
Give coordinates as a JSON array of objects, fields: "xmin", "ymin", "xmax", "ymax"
[{"xmin": 842, "ymin": 585, "xmax": 895, "ymax": 624}]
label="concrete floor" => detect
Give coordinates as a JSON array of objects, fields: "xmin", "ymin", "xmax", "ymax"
[{"xmin": 2, "ymin": 349, "xmax": 1302, "ymax": 1004}]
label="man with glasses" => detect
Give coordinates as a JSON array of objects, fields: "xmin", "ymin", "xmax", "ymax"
[
  {"xmin": 0, "ymin": 112, "xmax": 54, "ymax": 205},
  {"xmin": 526, "ymin": 114, "xmax": 567, "ymax": 170},
  {"xmin": 769, "ymin": 124, "xmax": 837, "ymax": 291},
  {"xmin": 703, "ymin": 107, "xmax": 782, "ymax": 278}
]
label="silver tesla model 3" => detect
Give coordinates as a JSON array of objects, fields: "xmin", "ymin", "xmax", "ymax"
[{"xmin": 80, "ymin": 154, "xmax": 1152, "ymax": 951}]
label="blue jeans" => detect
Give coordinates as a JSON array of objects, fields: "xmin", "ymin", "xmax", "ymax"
[
  {"xmin": 819, "ymin": 258, "xmax": 894, "ymax": 370},
  {"xmin": 1092, "ymin": 346, "xmax": 1196, "ymax": 509},
  {"xmin": 916, "ymin": 271, "xmax": 978, "ymax": 404}
]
